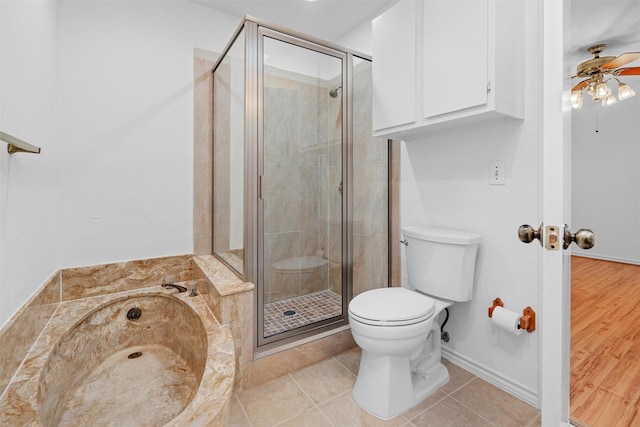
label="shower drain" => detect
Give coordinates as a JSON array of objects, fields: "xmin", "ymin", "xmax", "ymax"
[
  {"xmin": 283, "ymin": 310, "xmax": 296, "ymax": 316},
  {"xmin": 127, "ymin": 351, "xmax": 143, "ymax": 359}
]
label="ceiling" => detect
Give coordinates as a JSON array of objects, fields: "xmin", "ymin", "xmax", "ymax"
[
  {"xmin": 569, "ymin": 1, "xmax": 640, "ymax": 66},
  {"xmin": 194, "ymin": 0, "xmax": 640, "ymax": 75},
  {"xmin": 193, "ymin": 0, "xmax": 397, "ymax": 42}
]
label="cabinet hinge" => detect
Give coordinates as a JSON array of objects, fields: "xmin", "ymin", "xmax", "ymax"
[{"xmin": 487, "ymin": 80, "xmax": 492, "ymax": 92}]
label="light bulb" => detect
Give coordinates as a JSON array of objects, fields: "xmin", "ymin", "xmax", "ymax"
[
  {"xmin": 571, "ymin": 90, "xmax": 583, "ymax": 109},
  {"xmin": 618, "ymin": 82, "xmax": 636, "ymax": 101},
  {"xmin": 602, "ymin": 93, "xmax": 617, "ymax": 106},
  {"xmin": 595, "ymin": 81, "xmax": 611, "ymax": 98}
]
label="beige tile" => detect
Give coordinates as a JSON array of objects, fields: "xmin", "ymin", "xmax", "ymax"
[
  {"xmin": 334, "ymin": 346, "xmax": 361, "ymax": 376},
  {"xmin": 291, "ymin": 358, "xmax": 356, "ymax": 404},
  {"xmin": 229, "ymin": 394, "xmax": 251, "ymax": 427},
  {"xmin": 237, "ymin": 374, "xmax": 313, "ymax": 426},
  {"xmin": 440, "ymin": 359, "xmax": 476, "ymax": 394},
  {"xmin": 275, "ymin": 407, "xmax": 333, "ymax": 427},
  {"xmin": 527, "ymin": 412, "xmax": 542, "ymax": 427},
  {"xmin": 247, "ymin": 328, "xmax": 355, "ymax": 389},
  {"xmin": 410, "ymin": 396, "xmax": 493, "ymax": 427},
  {"xmin": 401, "ymin": 390, "xmax": 447, "ymax": 420},
  {"xmin": 319, "ymin": 390, "xmax": 408, "ymax": 427},
  {"xmin": 193, "ymin": 54, "xmax": 214, "ymax": 256},
  {"xmin": 451, "ymin": 378, "xmax": 539, "ymax": 427}
]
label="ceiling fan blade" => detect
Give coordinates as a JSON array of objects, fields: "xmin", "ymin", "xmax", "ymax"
[
  {"xmin": 601, "ymin": 52, "xmax": 640, "ymax": 69},
  {"xmin": 614, "ymin": 67, "xmax": 640, "ymax": 76},
  {"xmin": 572, "ymin": 80, "xmax": 590, "ymax": 92}
]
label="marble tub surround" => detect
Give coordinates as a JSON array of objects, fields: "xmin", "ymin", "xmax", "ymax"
[
  {"xmin": 0, "ymin": 273, "xmax": 59, "ymax": 397},
  {"xmin": 192, "ymin": 254, "xmax": 357, "ymax": 391},
  {"xmin": 192, "ymin": 255, "xmax": 254, "ymax": 390},
  {"xmin": 61, "ymin": 254, "xmax": 193, "ymax": 301},
  {"xmin": 0, "ymin": 286, "xmax": 235, "ymax": 426},
  {"xmin": 193, "ymin": 49, "xmax": 216, "ymax": 256}
]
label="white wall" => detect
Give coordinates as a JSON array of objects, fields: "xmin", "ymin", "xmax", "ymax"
[
  {"xmin": 0, "ymin": 0, "xmax": 240, "ymax": 327},
  {"xmin": 55, "ymin": 0, "xmax": 239, "ymax": 268},
  {"xmin": 399, "ymin": 1, "xmax": 542, "ymax": 403},
  {"xmin": 0, "ymin": 0, "xmax": 59, "ymax": 327},
  {"xmin": 571, "ymin": 92, "xmax": 640, "ymax": 263},
  {"xmin": 336, "ymin": 19, "xmax": 373, "ymax": 57}
]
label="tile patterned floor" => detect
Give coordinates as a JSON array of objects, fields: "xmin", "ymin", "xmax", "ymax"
[
  {"xmin": 231, "ymin": 347, "xmax": 541, "ymax": 427},
  {"xmin": 263, "ymin": 290, "xmax": 342, "ymax": 337}
]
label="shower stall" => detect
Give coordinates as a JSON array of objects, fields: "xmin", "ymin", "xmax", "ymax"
[{"xmin": 211, "ymin": 17, "xmax": 391, "ymax": 350}]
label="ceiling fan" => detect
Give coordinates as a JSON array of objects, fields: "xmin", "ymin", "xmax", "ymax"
[{"xmin": 571, "ymin": 44, "xmax": 640, "ymax": 109}]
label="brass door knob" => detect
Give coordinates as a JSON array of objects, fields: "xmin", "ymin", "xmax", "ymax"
[
  {"xmin": 518, "ymin": 224, "xmax": 543, "ymax": 246},
  {"xmin": 563, "ymin": 226, "xmax": 595, "ymax": 250}
]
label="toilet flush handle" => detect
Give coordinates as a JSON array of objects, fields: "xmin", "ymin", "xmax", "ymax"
[{"xmin": 400, "ymin": 239, "xmax": 408, "ymax": 246}]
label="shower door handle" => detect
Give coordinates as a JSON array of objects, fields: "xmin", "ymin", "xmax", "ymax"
[
  {"xmin": 338, "ymin": 181, "xmax": 343, "ymax": 195},
  {"xmin": 259, "ymin": 175, "xmax": 264, "ymax": 200}
]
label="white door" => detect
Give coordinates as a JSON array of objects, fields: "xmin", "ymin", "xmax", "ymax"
[{"xmin": 540, "ymin": 0, "xmax": 572, "ymax": 425}]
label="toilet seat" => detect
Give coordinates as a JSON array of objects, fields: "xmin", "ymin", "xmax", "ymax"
[{"xmin": 349, "ymin": 287, "xmax": 435, "ymax": 326}]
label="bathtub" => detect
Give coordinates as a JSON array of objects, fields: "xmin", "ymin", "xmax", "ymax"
[{"xmin": 0, "ymin": 287, "xmax": 234, "ymax": 426}]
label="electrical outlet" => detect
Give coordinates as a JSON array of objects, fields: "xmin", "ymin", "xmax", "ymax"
[{"xmin": 490, "ymin": 161, "xmax": 506, "ymax": 185}]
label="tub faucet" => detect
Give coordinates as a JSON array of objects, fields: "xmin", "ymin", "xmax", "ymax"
[{"xmin": 162, "ymin": 283, "xmax": 187, "ymax": 292}]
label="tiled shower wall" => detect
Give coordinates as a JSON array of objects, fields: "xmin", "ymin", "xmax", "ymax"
[
  {"xmin": 352, "ymin": 60, "xmax": 391, "ymax": 297},
  {"xmin": 263, "ymin": 67, "xmax": 339, "ymax": 303}
]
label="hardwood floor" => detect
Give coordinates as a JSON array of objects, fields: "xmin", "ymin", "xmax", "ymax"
[{"xmin": 571, "ymin": 256, "xmax": 640, "ymax": 427}]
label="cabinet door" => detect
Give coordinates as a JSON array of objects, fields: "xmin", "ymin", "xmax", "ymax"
[
  {"xmin": 423, "ymin": 0, "xmax": 488, "ymax": 118},
  {"xmin": 372, "ymin": 0, "xmax": 416, "ymax": 131}
]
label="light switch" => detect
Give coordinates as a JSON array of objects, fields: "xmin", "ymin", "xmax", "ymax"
[{"xmin": 490, "ymin": 161, "xmax": 506, "ymax": 185}]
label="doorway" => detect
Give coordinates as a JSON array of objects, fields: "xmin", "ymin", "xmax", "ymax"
[{"xmin": 568, "ymin": 2, "xmax": 640, "ymax": 425}]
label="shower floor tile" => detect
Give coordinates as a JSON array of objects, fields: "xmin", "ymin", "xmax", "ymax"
[{"xmin": 263, "ymin": 290, "xmax": 342, "ymax": 338}]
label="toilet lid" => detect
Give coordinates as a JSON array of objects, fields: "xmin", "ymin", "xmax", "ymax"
[{"xmin": 349, "ymin": 287, "xmax": 435, "ymax": 326}]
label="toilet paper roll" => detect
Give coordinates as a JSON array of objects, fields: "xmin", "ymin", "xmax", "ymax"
[{"xmin": 491, "ymin": 306, "xmax": 523, "ymax": 335}]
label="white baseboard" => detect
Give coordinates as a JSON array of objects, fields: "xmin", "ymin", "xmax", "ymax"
[{"xmin": 442, "ymin": 347, "xmax": 539, "ymax": 409}]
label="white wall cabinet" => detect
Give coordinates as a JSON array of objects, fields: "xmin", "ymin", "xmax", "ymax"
[{"xmin": 372, "ymin": 0, "xmax": 524, "ymax": 139}]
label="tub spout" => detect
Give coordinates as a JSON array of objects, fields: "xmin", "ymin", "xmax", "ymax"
[{"xmin": 162, "ymin": 283, "xmax": 187, "ymax": 292}]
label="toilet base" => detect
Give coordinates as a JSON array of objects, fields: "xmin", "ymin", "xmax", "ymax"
[{"xmin": 352, "ymin": 352, "xmax": 449, "ymax": 420}]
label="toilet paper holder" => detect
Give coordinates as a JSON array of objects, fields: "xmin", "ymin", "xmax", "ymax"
[{"xmin": 488, "ymin": 298, "xmax": 536, "ymax": 333}]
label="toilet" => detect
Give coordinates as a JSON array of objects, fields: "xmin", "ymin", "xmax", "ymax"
[{"xmin": 348, "ymin": 226, "xmax": 481, "ymax": 419}]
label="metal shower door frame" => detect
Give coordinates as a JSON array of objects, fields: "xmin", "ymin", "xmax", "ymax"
[{"xmin": 254, "ymin": 24, "xmax": 352, "ymax": 350}]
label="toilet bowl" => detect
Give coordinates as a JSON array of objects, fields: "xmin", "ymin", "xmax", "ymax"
[
  {"xmin": 349, "ymin": 287, "xmax": 452, "ymax": 419},
  {"xmin": 348, "ymin": 226, "xmax": 481, "ymax": 420}
]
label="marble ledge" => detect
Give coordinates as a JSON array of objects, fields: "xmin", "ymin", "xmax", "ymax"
[{"xmin": 192, "ymin": 255, "xmax": 254, "ymax": 296}]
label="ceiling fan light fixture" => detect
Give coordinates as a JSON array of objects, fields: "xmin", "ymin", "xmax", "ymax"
[
  {"xmin": 571, "ymin": 90, "xmax": 584, "ymax": 109},
  {"xmin": 595, "ymin": 81, "xmax": 611, "ymax": 98},
  {"xmin": 602, "ymin": 93, "xmax": 617, "ymax": 107},
  {"xmin": 617, "ymin": 82, "xmax": 636, "ymax": 101}
]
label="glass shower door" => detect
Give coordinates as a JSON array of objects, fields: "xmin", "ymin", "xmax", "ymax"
[{"xmin": 258, "ymin": 30, "xmax": 347, "ymax": 345}]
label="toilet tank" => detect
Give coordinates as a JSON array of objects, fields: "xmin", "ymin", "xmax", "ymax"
[{"xmin": 402, "ymin": 226, "xmax": 481, "ymax": 302}]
